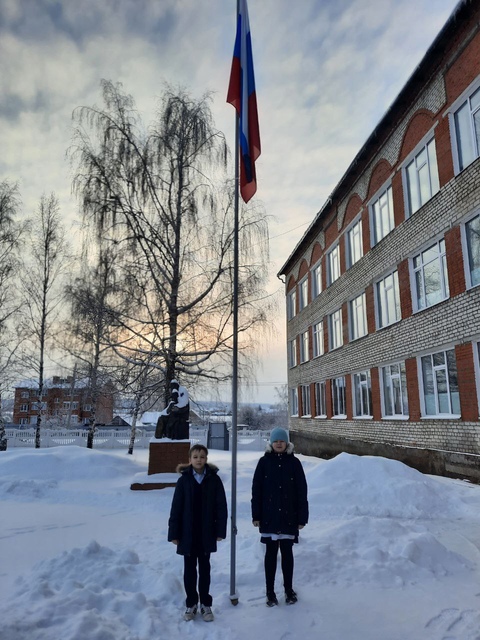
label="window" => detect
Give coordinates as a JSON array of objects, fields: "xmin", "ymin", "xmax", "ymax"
[
  {"xmin": 63, "ymin": 401, "xmax": 71, "ymax": 410},
  {"xmin": 84, "ymin": 404, "xmax": 92, "ymax": 412},
  {"xmin": 371, "ymin": 185, "xmax": 394, "ymax": 245},
  {"xmin": 346, "ymin": 219, "xmax": 363, "ymax": 268},
  {"xmin": 352, "ymin": 371, "xmax": 372, "ymax": 417},
  {"xmin": 290, "ymin": 388, "xmax": 298, "ymax": 416},
  {"xmin": 54, "ymin": 397, "xmax": 60, "ymax": 404},
  {"xmin": 328, "ymin": 309, "xmax": 343, "ymax": 350},
  {"xmin": 452, "ymin": 83, "xmax": 480, "ymax": 171},
  {"xmin": 298, "ymin": 277, "xmax": 308, "ymax": 311},
  {"xmin": 19, "ymin": 418, "xmax": 29, "ymax": 425},
  {"xmin": 464, "ymin": 212, "xmax": 480, "ymax": 287},
  {"xmin": 312, "ymin": 321, "xmax": 324, "ymax": 358},
  {"xmin": 21, "ymin": 391, "xmax": 29, "ymax": 399},
  {"xmin": 72, "ymin": 401, "xmax": 79, "ymax": 410},
  {"xmin": 301, "ymin": 385, "xmax": 311, "ymax": 416},
  {"xmin": 29, "ymin": 416, "xmax": 37, "ymax": 425},
  {"xmin": 381, "ymin": 362, "xmax": 409, "ymax": 418},
  {"xmin": 412, "ymin": 239, "xmax": 449, "ymax": 311},
  {"xmin": 70, "ymin": 415, "xmax": 79, "ymax": 424},
  {"xmin": 20, "ymin": 404, "xmax": 28, "ymax": 412},
  {"xmin": 327, "ymin": 244, "xmax": 340, "ymax": 285},
  {"xmin": 312, "ymin": 262, "xmax": 322, "ymax": 298},
  {"xmin": 332, "ymin": 376, "xmax": 346, "ymax": 417},
  {"xmin": 420, "ymin": 349, "xmax": 460, "ymax": 416},
  {"xmin": 376, "ymin": 270, "xmax": 401, "ymax": 328},
  {"xmin": 349, "ymin": 293, "xmax": 367, "ymax": 341},
  {"xmin": 31, "ymin": 402, "xmax": 38, "ymax": 411},
  {"xmin": 405, "ymin": 137, "xmax": 440, "ymax": 215},
  {"xmin": 288, "ymin": 338, "xmax": 297, "ymax": 368},
  {"xmin": 287, "ymin": 290, "xmax": 296, "ymax": 320},
  {"xmin": 475, "ymin": 342, "xmax": 480, "ymax": 416},
  {"xmin": 300, "ymin": 330, "xmax": 309, "ymax": 363},
  {"xmin": 314, "ymin": 381, "xmax": 327, "ymax": 417}
]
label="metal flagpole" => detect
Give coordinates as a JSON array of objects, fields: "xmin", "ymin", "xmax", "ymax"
[{"xmin": 230, "ymin": 92, "xmax": 240, "ymax": 606}]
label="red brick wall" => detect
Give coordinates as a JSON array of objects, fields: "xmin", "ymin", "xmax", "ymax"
[
  {"xmin": 455, "ymin": 343, "xmax": 478, "ymax": 421},
  {"xmin": 445, "ymin": 226, "xmax": 466, "ymax": 297}
]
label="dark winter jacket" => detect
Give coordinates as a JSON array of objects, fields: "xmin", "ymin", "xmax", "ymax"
[
  {"xmin": 251, "ymin": 443, "xmax": 308, "ymax": 539},
  {"xmin": 168, "ymin": 463, "xmax": 228, "ymax": 556}
]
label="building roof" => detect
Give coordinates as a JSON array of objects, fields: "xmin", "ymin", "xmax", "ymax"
[{"xmin": 278, "ymin": 0, "xmax": 471, "ymax": 277}]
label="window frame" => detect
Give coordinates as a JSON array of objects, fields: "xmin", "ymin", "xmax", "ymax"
[
  {"xmin": 327, "ymin": 243, "xmax": 340, "ymax": 286},
  {"xmin": 418, "ymin": 347, "xmax": 461, "ymax": 418},
  {"xmin": 349, "ymin": 292, "xmax": 367, "ymax": 341},
  {"xmin": 288, "ymin": 337, "xmax": 297, "ymax": 369},
  {"xmin": 461, "ymin": 210, "xmax": 480, "ymax": 289},
  {"xmin": 375, "ymin": 269, "xmax": 401, "ymax": 329},
  {"xmin": 328, "ymin": 308, "xmax": 343, "ymax": 351},
  {"xmin": 369, "ymin": 182, "xmax": 395, "ymax": 246},
  {"xmin": 352, "ymin": 370, "xmax": 372, "ymax": 418},
  {"xmin": 314, "ymin": 381, "xmax": 327, "ymax": 418},
  {"xmin": 402, "ymin": 132, "xmax": 440, "ymax": 217},
  {"xmin": 287, "ymin": 289, "xmax": 296, "ymax": 320},
  {"xmin": 299, "ymin": 330, "xmax": 309, "ymax": 363},
  {"xmin": 311, "ymin": 261, "xmax": 322, "ymax": 298},
  {"xmin": 345, "ymin": 216, "xmax": 363, "ymax": 269},
  {"xmin": 449, "ymin": 75, "xmax": 480, "ymax": 174},
  {"xmin": 410, "ymin": 237, "xmax": 449, "ymax": 312},
  {"xmin": 312, "ymin": 320, "xmax": 324, "ymax": 358},
  {"xmin": 331, "ymin": 376, "xmax": 347, "ymax": 418},
  {"xmin": 300, "ymin": 384, "xmax": 311, "ymax": 417},
  {"xmin": 298, "ymin": 276, "xmax": 308, "ymax": 311},
  {"xmin": 474, "ymin": 341, "xmax": 480, "ymax": 418},
  {"xmin": 380, "ymin": 361, "xmax": 409, "ymax": 419},
  {"xmin": 290, "ymin": 387, "xmax": 299, "ymax": 417}
]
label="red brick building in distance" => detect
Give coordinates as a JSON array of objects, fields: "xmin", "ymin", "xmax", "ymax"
[
  {"xmin": 13, "ymin": 376, "xmax": 114, "ymax": 427},
  {"xmin": 278, "ymin": 0, "xmax": 480, "ymax": 481}
]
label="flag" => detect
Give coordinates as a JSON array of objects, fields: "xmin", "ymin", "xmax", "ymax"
[{"xmin": 227, "ymin": 0, "xmax": 261, "ymax": 203}]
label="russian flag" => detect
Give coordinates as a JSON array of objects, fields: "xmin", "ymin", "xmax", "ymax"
[{"xmin": 227, "ymin": 0, "xmax": 261, "ymax": 203}]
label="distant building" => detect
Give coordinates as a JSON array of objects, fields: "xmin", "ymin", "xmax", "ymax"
[
  {"xmin": 13, "ymin": 376, "xmax": 114, "ymax": 427},
  {"xmin": 278, "ymin": 1, "xmax": 480, "ymax": 480}
]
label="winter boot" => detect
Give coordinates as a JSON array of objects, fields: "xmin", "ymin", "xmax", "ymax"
[
  {"xmin": 266, "ymin": 591, "xmax": 278, "ymax": 607},
  {"xmin": 200, "ymin": 605, "xmax": 214, "ymax": 621},
  {"xmin": 285, "ymin": 588, "xmax": 298, "ymax": 605}
]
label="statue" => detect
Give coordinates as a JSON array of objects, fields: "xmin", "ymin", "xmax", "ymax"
[{"xmin": 155, "ymin": 379, "xmax": 190, "ymax": 440}]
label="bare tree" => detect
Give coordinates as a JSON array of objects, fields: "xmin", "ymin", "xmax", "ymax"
[
  {"xmin": 64, "ymin": 235, "xmax": 119, "ymax": 448},
  {"xmin": 20, "ymin": 193, "xmax": 69, "ymax": 448},
  {"xmin": 0, "ymin": 181, "xmax": 25, "ymax": 411},
  {"xmin": 70, "ymin": 81, "xmax": 272, "ymax": 405}
]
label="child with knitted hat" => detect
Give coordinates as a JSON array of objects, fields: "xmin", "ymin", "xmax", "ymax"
[{"xmin": 251, "ymin": 427, "xmax": 309, "ymax": 606}]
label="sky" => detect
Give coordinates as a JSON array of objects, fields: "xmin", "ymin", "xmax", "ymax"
[
  {"xmin": 1, "ymin": 444, "xmax": 480, "ymax": 639},
  {"xmin": 0, "ymin": 0, "xmax": 460, "ymax": 403}
]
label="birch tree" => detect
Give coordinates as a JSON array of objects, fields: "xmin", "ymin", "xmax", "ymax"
[
  {"xmin": 70, "ymin": 81, "xmax": 272, "ymax": 405},
  {"xmin": 21, "ymin": 193, "xmax": 69, "ymax": 448}
]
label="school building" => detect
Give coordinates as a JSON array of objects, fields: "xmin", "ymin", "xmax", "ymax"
[{"xmin": 278, "ymin": 0, "xmax": 480, "ymax": 481}]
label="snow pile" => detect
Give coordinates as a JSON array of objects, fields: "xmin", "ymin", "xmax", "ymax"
[
  {"xmin": 307, "ymin": 452, "xmax": 468, "ymax": 519},
  {"xmin": 4, "ymin": 541, "xmax": 176, "ymax": 640}
]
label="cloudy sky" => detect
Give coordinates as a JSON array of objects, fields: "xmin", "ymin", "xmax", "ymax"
[{"xmin": 0, "ymin": 0, "xmax": 459, "ymax": 403}]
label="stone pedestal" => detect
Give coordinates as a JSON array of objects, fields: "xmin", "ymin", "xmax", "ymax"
[{"xmin": 130, "ymin": 440, "xmax": 190, "ymax": 491}]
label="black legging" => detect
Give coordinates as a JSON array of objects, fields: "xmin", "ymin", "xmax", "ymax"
[{"xmin": 264, "ymin": 538, "xmax": 294, "ymax": 592}]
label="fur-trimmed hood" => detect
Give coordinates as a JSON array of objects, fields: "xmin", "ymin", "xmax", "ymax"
[
  {"xmin": 176, "ymin": 462, "xmax": 220, "ymax": 474},
  {"xmin": 264, "ymin": 441, "xmax": 295, "ymax": 454}
]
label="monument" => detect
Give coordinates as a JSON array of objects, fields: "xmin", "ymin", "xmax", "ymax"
[{"xmin": 131, "ymin": 379, "xmax": 191, "ymax": 490}]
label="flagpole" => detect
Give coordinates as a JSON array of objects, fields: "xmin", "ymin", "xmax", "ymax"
[{"xmin": 230, "ymin": 21, "xmax": 240, "ymax": 604}]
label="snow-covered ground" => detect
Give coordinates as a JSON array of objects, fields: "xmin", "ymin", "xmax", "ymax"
[{"xmin": 1, "ymin": 446, "xmax": 480, "ymax": 640}]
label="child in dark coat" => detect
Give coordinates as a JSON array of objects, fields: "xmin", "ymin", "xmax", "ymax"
[
  {"xmin": 168, "ymin": 444, "xmax": 228, "ymax": 622},
  {"xmin": 251, "ymin": 427, "xmax": 309, "ymax": 607}
]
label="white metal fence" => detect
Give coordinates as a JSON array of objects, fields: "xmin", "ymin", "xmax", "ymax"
[{"xmin": 4, "ymin": 427, "xmax": 272, "ymax": 451}]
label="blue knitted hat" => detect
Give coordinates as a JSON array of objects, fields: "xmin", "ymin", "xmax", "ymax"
[{"xmin": 270, "ymin": 427, "xmax": 289, "ymax": 444}]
